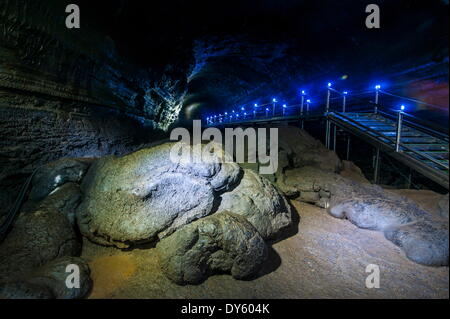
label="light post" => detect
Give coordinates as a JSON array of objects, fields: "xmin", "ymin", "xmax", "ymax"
[
  {"xmin": 395, "ymin": 105, "xmax": 405, "ymax": 152},
  {"xmin": 272, "ymin": 98, "xmax": 277, "ymax": 117},
  {"xmin": 300, "ymin": 90, "xmax": 306, "ymax": 115},
  {"xmin": 326, "ymin": 83, "xmax": 332, "ymax": 149},
  {"xmin": 342, "ymin": 91, "xmax": 348, "ymax": 113},
  {"xmin": 375, "ymin": 85, "xmax": 381, "ymax": 114},
  {"xmin": 306, "ymin": 99, "xmax": 311, "ymax": 113}
]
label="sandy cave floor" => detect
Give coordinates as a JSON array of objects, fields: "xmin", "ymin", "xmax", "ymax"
[{"xmin": 82, "ymin": 195, "xmax": 449, "ymax": 299}]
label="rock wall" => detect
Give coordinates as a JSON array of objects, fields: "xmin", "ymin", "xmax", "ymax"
[
  {"xmin": 0, "ymin": 89, "xmax": 167, "ymax": 218},
  {"xmin": 0, "ymin": 0, "xmax": 188, "ymax": 128},
  {"xmin": 0, "ymin": 0, "xmax": 190, "ymax": 217}
]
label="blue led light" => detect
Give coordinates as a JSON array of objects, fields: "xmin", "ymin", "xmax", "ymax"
[
  {"xmin": 400, "ymin": 105, "xmax": 405, "ymax": 111},
  {"xmin": 272, "ymin": 98, "xmax": 277, "ymax": 103},
  {"xmin": 241, "ymin": 107, "xmax": 245, "ymax": 111},
  {"xmin": 306, "ymin": 99, "xmax": 311, "ymax": 103},
  {"xmin": 266, "ymin": 108, "xmax": 269, "ymax": 111},
  {"xmin": 224, "ymin": 112, "xmax": 227, "ymax": 115},
  {"xmin": 283, "ymin": 104, "xmax": 287, "ymax": 108},
  {"xmin": 254, "ymin": 103, "xmax": 258, "ymax": 107},
  {"xmin": 301, "ymin": 90, "xmax": 306, "ymax": 95},
  {"xmin": 328, "ymin": 82, "xmax": 332, "ymax": 88},
  {"xmin": 375, "ymin": 85, "xmax": 381, "ymax": 90}
]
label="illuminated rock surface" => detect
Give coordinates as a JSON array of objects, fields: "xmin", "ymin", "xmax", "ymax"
[
  {"xmin": 157, "ymin": 211, "xmax": 268, "ymax": 285},
  {"xmin": 218, "ymin": 169, "xmax": 292, "ymax": 240},
  {"xmin": 28, "ymin": 158, "xmax": 93, "ymax": 201},
  {"xmin": 81, "ymin": 200, "xmax": 448, "ymax": 299},
  {"xmin": 76, "ymin": 142, "xmax": 242, "ymax": 248},
  {"xmin": 278, "ymin": 166, "xmax": 449, "ymax": 266}
]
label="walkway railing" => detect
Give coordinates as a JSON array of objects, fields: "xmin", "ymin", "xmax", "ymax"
[{"xmin": 205, "ymin": 83, "xmax": 449, "ymax": 188}]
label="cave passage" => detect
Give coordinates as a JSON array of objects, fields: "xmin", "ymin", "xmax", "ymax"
[{"xmin": 0, "ymin": 0, "xmax": 448, "ymax": 301}]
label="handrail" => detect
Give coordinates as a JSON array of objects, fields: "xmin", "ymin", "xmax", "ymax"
[{"xmin": 330, "ymin": 112, "xmax": 449, "ymax": 170}]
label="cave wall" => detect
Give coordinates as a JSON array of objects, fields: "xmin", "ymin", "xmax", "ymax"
[{"xmin": 0, "ymin": 0, "xmax": 185, "ymax": 216}]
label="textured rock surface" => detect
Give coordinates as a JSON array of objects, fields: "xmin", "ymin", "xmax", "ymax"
[
  {"xmin": 0, "ymin": 281, "xmax": 54, "ymax": 299},
  {"xmin": 384, "ymin": 220, "xmax": 449, "ymax": 267},
  {"xmin": 0, "ymin": 208, "xmax": 80, "ymax": 280},
  {"xmin": 438, "ymin": 194, "xmax": 449, "ymax": 219},
  {"xmin": 157, "ymin": 211, "xmax": 268, "ymax": 285},
  {"xmin": 0, "ymin": 0, "xmax": 190, "ymax": 218},
  {"xmin": 0, "ymin": 257, "xmax": 92, "ymax": 299},
  {"xmin": 81, "ymin": 201, "xmax": 448, "ymax": 299},
  {"xmin": 276, "ymin": 126, "xmax": 342, "ymax": 175},
  {"xmin": 32, "ymin": 182, "xmax": 82, "ymax": 227},
  {"xmin": 279, "ymin": 166, "xmax": 449, "ymax": 266},
  {"xmin": 0, "ymin": 101, "xmax": 162, "ymax": 219},
  {"xmin": 0, "ymin": 0, "xmax": 189, "ymax": 126},
  {"xmin": 29, "ymin": 158, "xmax": 92, "ymax": 201},
  {"xmin": 77, "ymin": 142, "xmax": 241, "ymax": 248},
  {"xmin": 218, "ymin": 169, "xmax": 292, "ymax": 240},
  {"xmin": 27, "ymin": 256, "xmax": 92, "ymax": 299}
]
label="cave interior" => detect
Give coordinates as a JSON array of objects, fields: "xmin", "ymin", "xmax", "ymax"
[{"xmin": 0, "ymin": 0, "xmax": 448, "ymax": 299}]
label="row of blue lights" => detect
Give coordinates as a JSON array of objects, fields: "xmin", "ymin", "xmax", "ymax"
[{"xmin": 206, "ymin": 83, "xmax": 406, "ymax": 122}]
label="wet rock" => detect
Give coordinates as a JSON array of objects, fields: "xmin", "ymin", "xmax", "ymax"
[
  {"xmin": 157, "ymin": 211, "xmax": 268, "ymax": 285},
  {"xmin": 27, "ymin": 257, "xmax": 92, "ymax": 299},
  {"xmin": 77, "ymin": 142, "xmax": 241, "ymax": 248},
  {"xmin": 384, "ymin": 220, "xmax": 449, "ymax": 267},
  {"xmin": 0, "ymin": 208, "xmax": 80, "ymax": 280},
  {"xmin": 217, "ymin": 169, "xmax": 292, "ymax": 240},
  {"xmin": 29, "ymin": 158, "xmax": 93, "ymax": 201}
]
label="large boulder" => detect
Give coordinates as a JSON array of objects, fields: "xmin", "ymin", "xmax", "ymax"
[
  {"xmin": 217, "ymin": 169, "xmax": 292, "ymax": 240},
  {"xmin": 157, "ymin": 211, "xmax": 268, "ymax": 285},
  {"xmin": 0, "ymin": 208, "xmax": 80, "ymax": 281},
  {"xmin": 76, "ymin": 142, "xmax": 241, "ymax": 248},
  {"xmin": 29, "ymin": 158, "xmax": 93, "ymax": 201}
]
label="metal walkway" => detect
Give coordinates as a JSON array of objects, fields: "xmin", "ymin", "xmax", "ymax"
[
  {"xmin": 206, "ymin": 85, "xmax": 449, "ymax": 189},
  {"xmin": 329, "ymin": 111, "xmax": 448, "ymax": 188}
]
